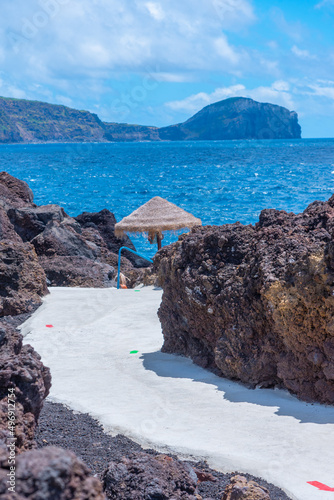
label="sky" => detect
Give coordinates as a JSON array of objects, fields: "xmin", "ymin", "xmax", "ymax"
[{"xmin": 0, "ymin": 0, "xmax": 334, "ymax": 137}]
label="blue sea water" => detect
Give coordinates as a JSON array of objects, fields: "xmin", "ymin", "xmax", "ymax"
[{"xmin": 1, "ymin": 139, "xmax": 334, "ymax": 259}]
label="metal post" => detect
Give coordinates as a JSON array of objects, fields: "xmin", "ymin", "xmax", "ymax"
[{"xmin": 117, "ymin": 247, "xmax": 153, "ymax": 289}]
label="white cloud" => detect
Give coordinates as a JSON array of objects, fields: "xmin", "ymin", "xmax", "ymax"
[
  {"xmin": 306, "ymin": 83, "xmax": 334, "ymax": 100},
  {"xmin": 145, "ymin": 2, "xmax": 165, "ymax": 21},
  {"xmin": 214, "ymin": 35, "xmax": 240, "ymax": 65},
  {"xmin": 166, "ymin": 81, "xmax": 295, "ymax": 114},
  {"xmin": 211, "ymin": 0, "xmax": 256, "ymax": 29},
  {"xmin": 315, "ymin": 0, "xmax": 334, "ymax": 8},
  {"xmin": 55, "ymin": 95, "xmax": 73, "ymax": 107},
  {"xmin": 291, "ymin": 45, "xmax": 316, "ymax": 60},
  {"xmin": 0, "ymin": 0, "xmax": 255, "ymax": 82},
  {"xmin": 0, "ymin": 77, "xmax": 27, "ymax": 99},
  {"xmin": 152, "ymin": 73, "xmax": 194, "ymax": 82},
  {"xmin": 271, "ymin": 7, "xmax": 305, "ymax": 42}
]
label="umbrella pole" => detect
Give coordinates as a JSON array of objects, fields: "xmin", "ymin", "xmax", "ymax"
[{"xmin": 157, "ymin": 234, "xmax": 162, "ymax": 250}]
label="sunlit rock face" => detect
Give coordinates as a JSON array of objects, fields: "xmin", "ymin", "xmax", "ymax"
[{"xmin": 155, "ymin": 196, "xmax": 334, "ymax": 404}]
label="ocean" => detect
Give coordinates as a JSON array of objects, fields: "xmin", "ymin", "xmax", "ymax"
[{"xmin": 1, "ymin": 139, "xmax": 334, "ymax": 259}]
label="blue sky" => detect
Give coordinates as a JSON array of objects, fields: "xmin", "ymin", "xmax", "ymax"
[{"xmin": 1, "ymin": 0, "xmax": 334, "ymax": 137}]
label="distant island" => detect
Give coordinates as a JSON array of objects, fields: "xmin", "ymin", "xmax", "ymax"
[{"xmin": 0, "ymin": 96, "xmax": 301, "ymax": 143}]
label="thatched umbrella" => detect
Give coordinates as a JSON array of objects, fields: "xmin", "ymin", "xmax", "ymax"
[{"xmin": 114, "ymin": 196, "xmax": 202, "ymax": 250}]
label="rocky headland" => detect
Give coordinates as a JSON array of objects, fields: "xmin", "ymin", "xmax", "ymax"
[
  {"xmin": 155, "ymin": 197, "xmax": 334, "ymax": 405},
  {"xmin": 0, "ymin": 96, "xmax": 301, "ymax": 143}
]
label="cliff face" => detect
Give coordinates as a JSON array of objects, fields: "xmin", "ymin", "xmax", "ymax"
[
  {"xmin": 0, "ymin": 96, "xmax": 301, "ymax": 143},
  {"xmin": 0, "ymin": 97, "xmax": 106, "ymax": 143},
  {"xmin": 159, "ymin": 98, "xmax": 301, "ymax": 140},
  {"xmin": 155, "ymin": 198, "xmax": 334, "ymax": 404},
  {"xmin": 103, "ymin": 122, "xmax": 160, "ymax": 142}
]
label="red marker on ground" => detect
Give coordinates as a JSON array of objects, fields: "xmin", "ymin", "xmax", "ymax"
[
  {"xmin": 46, "ymin": 325, "xmax": 54, "ymax": 328},
  {"xmin": 308, "ymin": 481, "xmax": 334, "ymax": 492}
]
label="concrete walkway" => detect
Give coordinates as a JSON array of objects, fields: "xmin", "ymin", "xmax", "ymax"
[{"xmin": 21, "ymin": 286, "xmax": 334, "ymax": 500}]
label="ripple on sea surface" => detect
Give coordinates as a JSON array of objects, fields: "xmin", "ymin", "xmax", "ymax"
[{"xmin": 1, "ymin": 139, "xmax": 334, "ymax": 257}]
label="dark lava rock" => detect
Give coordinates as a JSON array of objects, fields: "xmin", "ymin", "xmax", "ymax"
[
  {"xmin": 36, "ymin": 401, "xmax": 291, "ymax": 500},
  {"xmin": 32, "ymin": 220, "xmax": 99, "ymax": 259},
  {"xmin": 0, "ymin": 172, "xmax": 150, "ymax": 289},
  {"xmin": 103, "ymin": 451, "xmax": 199, "ymax": 500},
  {"xmin": 0, "ymin": 446, "xmax": 106, "ymax": 499},
  {"xmin": 222, "ymin": 475, "xmax": 271, "ymax": 499},
  {"xmin": 0, "ymin": 208, "xmax": 22, "ymax": 243},
  {"xmin": 0, "ymin": 172, "xmax": 34, "ymax": 209},
  {"xmin": 0, "ymin": 320, "xmax": 51, "ymax": 452},
  {"xmin": 8, "ymin": 204, "xmax": 67, "ymax": 241},
  {"xmin": 155, "ymin": 196, "xmax": 334, "ymax": 404},
  {"xmin": 75, "ymin": 209, "xmax": 152, "ymax": 268},
  {"xmin": 0, "ymin": 241, "xmax": 48, "ymax": 317},
  {"xmin": 38, "ymin": 255, "xmax": 115, "ymax": 287}
]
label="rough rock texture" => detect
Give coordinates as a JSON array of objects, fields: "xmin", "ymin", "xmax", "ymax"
[
  {"xmin": 75, "ymin": 209, "xmax": 152, "ymax": 268},
  {"xmin": 0, "ymin": 320, "xmax": 51, "ymax": 452},
  {"xmin": 38, "ymin": 255, "xmax": 116, "ymax": 288},
  {"xmin": 0, "ymin": 446, "xmax": 106, "ymax": 499},
  {"xmin": 0, "ymin": 172, "xmax": 48, "ymax": 315},
  {"xmin": 0, "ymin": 172, "xmax": 34, "ymax": 209},
  {"xmin": 8, "ymin": 204, "xmax": 67, "ymax": 241},
  {"xmin": 0, "ymin": 241, "xmax": 48, "ymax": 317},
  {"xmin": 222, "ymin": 475, "xmax": 270, "ymax": 500},
  {"xmin": 0, "ymin": 172, "xmax": 149, "ymax": 288},
  {"xmin": 155, "ymin": 197, "xmax": 334, "ymax": 404},
  {"xmin": 103, "ymin": 452, "xmax": 200, "ymax": 500}
]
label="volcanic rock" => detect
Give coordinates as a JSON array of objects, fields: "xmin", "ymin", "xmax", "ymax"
[
  {"xmin": 0, "ymin": 172, "xmax": 34, "ymax": 209},
  {"xmin": 7, "ymin": 204, "xmax": 67, "ymax": 242},
  {"xmin": 32, "ymin": 219, "xmax": 99, "ymax": 259},
  {"xmin": 0, "ymin": 208, "xmax": 21, "ymax": 243},
  {"xmin": 222, "ymin": 475, "xmax": 270, "ymax": 499},
  {"xmin": 75, "ymin": 209, "xmax": 152, "ymax": 268},
  {"xmin": 155, "ymin": 196, "xmax": 334, "ymax": 404},
  {"xmin": 0, "ymin": 446, "xmax": 106, "ymax": 499},
  {"xmin": 103, "ymin": 451, "xmax": 199, "ymax": 499},
  {"xmin": 38, "ymin": 255, "xmax": 115, "ymax": 288},
  {"xmin": 0, "ymin": 320, "xmax": 51, "ymax": 452},
  {"xmin": 0, "ymin": 241, "xmax": 48, "ymax": 317}
]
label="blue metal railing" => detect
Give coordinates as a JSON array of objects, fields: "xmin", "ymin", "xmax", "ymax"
[{"xmin": 117, "ymin": 246, "xmax": 153, "ymax": 289}]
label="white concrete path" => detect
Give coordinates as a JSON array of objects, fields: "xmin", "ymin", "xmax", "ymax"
[{"xmin": 21, "ymin": 286, "xmax": 334, "ymax": 500}]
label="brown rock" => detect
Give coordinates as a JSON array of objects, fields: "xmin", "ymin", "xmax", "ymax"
[
  {"xmin": 195, "ymin": 470, "xmax": 217, "ymax": 483},
  {"xmin": 38, "ymin": 255, "xmax": 116, "ymax": 287},
  {"xmin": 0, "ymin": 208, "xmax": 22, "ymax": 243},
  {"xmin": 7, "ymin": 204, "xmax": 67, "ymax": 241},
  {"xmin": 155, "ymin": 196, "xmax": 334, "ymax": 404},
  {"xmin": 103, "ymin": 451, "xmax": 199, "ymax": 499},
  {"xmin": 32, "ymin": 219, "xmax": 99, "ymax": 259},
  {"xmin": 0, "ymin": 172, "xmax": 34, "ymax": 209},
  {"xmin": 222, "ymin": 475, "xmax": 270, "ymax": 499},
  {"xmin": 0, "ymin": 446, "xmax": 106, "ymax": 499},
  {"xmin": 0, "ymin": 241, "xmax": 48, "ymax": 317},
  {"xmin": 75, "ymin": 209, "xmax": 152, "ymax": 268},
  {"xmin": 0, "ymin": 321, "xmax": 51, "ymax": 452}
]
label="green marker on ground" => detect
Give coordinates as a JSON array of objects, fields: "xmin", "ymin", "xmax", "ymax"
[{"xmin": 130, "ymin": 350, "xmax": 139, "ymax": 354}]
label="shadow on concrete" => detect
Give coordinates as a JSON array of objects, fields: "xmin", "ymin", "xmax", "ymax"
[{"xmin": 141, "ymin": 350, "xmax": 334, "ymax": 425}]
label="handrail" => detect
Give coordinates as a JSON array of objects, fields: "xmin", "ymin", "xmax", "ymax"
[{"xmin": 117, "ymin": 246, "xmax": 153, "ymax": 289}]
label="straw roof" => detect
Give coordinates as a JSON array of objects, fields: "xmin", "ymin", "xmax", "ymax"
[{"xmin": 114, "ymin": 196, "xmax": 202, "ymax": 237}]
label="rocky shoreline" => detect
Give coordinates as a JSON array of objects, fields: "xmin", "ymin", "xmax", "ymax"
[
  {"xmin": 0, "ymin": 171, "xmax": 333, "ymax": 498},
  {"xmin": 36, "ymin": 401, "xmax": 291, "ymax": 500}
]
